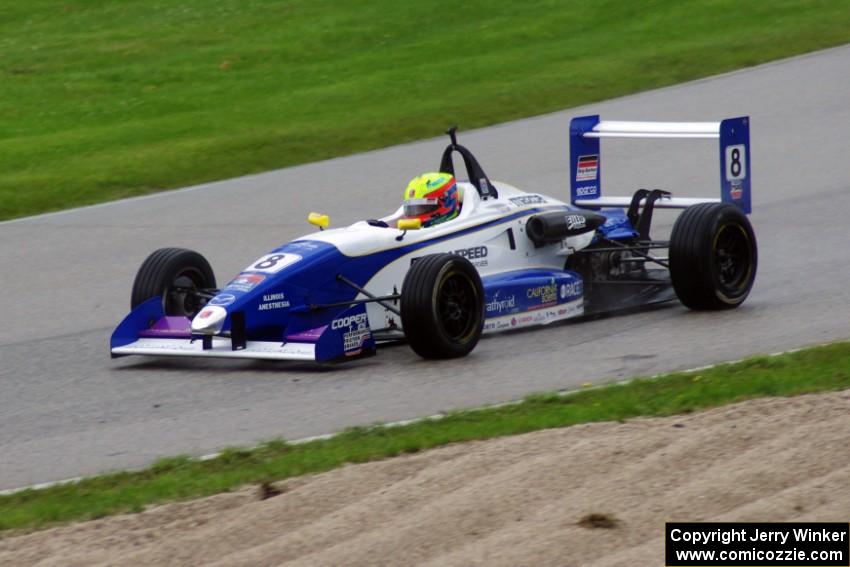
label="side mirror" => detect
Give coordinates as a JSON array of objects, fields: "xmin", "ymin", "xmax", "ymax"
[
  {"xmin": 308, "ymin": 212, "xmax": 330, "ymax": 230},
  {"xmin": 397, "ymin": 218, "xmax": 422, "ymax": 231}
]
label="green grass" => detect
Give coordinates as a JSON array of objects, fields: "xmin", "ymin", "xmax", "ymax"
[
  {"xmin": 3, "ymin": 341, "xmax": 850, "ymax": 533},
  {"xmin": 1, "ymin": 1, "xmax": 850, "ymax": 220}
]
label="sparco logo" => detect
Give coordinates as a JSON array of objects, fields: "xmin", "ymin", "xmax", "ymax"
[
  {"xmin": 451, "ymin": 246, "xmax": 488, "ymax": 260},
  {"xmin": 509, "ymin": 195, "xmax": 546, "ymax": 206},
  {"xmin": 331, "ymin": 313, "xmax": 368, "ymax": 330},
  {"xmin": 575, "ymin": 185, "xmax": 598, "ymax": 196},
  {"xmin": 486, "ymin": 295, "xmax": 516, "ymax": 314}
]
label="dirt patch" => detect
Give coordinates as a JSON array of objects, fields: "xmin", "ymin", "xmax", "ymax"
[
  {"xmin": 577, "ymin": 513, "xmax": 619, "ymax": 530},
  {"xmin": 2, "ymin": 390, "xmax": 849, "ymax": 566}
]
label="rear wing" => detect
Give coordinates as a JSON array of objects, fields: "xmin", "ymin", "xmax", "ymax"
[{"xmin": 569, "ymin": 115, "xmax": 751, "ymax": 214}]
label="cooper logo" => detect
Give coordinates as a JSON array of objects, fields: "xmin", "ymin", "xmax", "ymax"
[
  {"xmin": 566, "ymin": 215, "xmax": 586, "ymax": 230},
  {"xmin": 331, "ymin": 313, "xmax": 368, "ymax": 330},
  {"xmin": 451, "ymin": 246, "xmax": 488, "ymax": 260},
  {"xmin": 509, "ymin": 195, "xmax": 547, "ymax": 206}
]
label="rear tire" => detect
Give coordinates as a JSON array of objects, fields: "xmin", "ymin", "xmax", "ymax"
[
  {"xmin": 400, "ymin": 254, "xmax": 485, "ymax": 359},
  {"xmin": 131, "ymin": 248, "xmax": 216, "ymax": 317},
  {"xmin": 669, "ymin": 203, "xmax": 757, "ymax": 310}
]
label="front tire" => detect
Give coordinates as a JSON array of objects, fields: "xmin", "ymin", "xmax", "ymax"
[
  {"xmin": 131, "ymin": 248, "xmax": 216, "ymax": 318},
  {"xmin": 669, "ymin": 203, "xmax": 757, "ymax": 310},
  {"xmin": 400, "ymin": 254, "xmax": 485, "ymax": 359}
]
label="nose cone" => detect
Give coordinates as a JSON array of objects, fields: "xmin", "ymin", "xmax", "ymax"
[{"xmin": 191, "ymin": 306, "xmax": 228, "ymax": 334}]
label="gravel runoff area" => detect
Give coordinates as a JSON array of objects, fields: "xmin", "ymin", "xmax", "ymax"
[{"xmin": 2, "ymin": 389, "xmax": 849, "ymax": 566}]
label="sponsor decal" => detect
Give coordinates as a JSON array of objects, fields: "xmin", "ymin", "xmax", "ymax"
[
  {"xmin": 331, "ymin": 312, "xmax": 368, "ymax": 330},
  {"xmin": 280, "ymin": 342, "xmax": 315, "ymax": 357},
  {"xmin": 258, "ymin": 292, "xmax": 291, "ymax": 311},
  {"xmin": 451, "ymin": 245, "xmax": 489, "ymax": 267},
  {"xmin": 330, "ymin": 312, "xmax": 372, "ymax": 356},
  {"xmin": 343, "ymin": 327, "xmax": 370, "ymax": 355},
  {"xmin": 244, "ymin": 253, "xmax": 302, "ymax": 275},
  {"xmin": 508, "ymin": 194, "xmax": 547, "ymax": 206},
  {"xmin": 288, "ymin": 241, "xmax": 323, "ymax": 251},
  {"xmin": 225, "ymin": 273, "xmax": 266, "ymax": 292},
  {"xmin": 575, "ymin": 185, "xmax": 598, "ymax": 197},
  {"xmin": 576, "ymin": 154, "xmax": 599, "ymax": 182},
  {"xmin": 486, "ymin": 294, "xmax": 517, "ymax": 315},
  {"xmin": 426, "ymin": 174, "xmax": 451, "ymax": 189},
  {"xmin": 566, "ymin": 214, "xmax": 586, "ymax": 231},
  {"xmin": 559, "ymin": 281, "xmax": 583, "ymax": 299},
  {"xmin": 485, "ymin": 319, "xmax": 513, "ymax": 331},
  {"xmin": 451, "ymin": 246, "xmax": 488, "ymax": 260},
  {"xmin": 526, "ymin": 280, "xmax": 559, "ymax": 305},
  {"xmin": 259, "ymin": 301, "xmax": 290, "ymax": 311},
  {"xmin": 191, "ymin": 306, "xmax": 227, "ymax": 332},
  {"xmin": 730, "ymin": 182, "xmax": 743, "ymax": 200},
  {"xmin": 208, "ymin": 293, "xmax": 236, "ymax": 307},
  {"xmin": 485, "ymin": 298, "xmax": 584, "ymax": 332}
]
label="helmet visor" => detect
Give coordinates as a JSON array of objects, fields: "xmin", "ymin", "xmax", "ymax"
[{"xmin": 404, "ymin": 198, "xmax": 438, "ymax": 217}]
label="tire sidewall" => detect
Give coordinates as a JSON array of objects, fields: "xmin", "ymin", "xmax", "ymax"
[
  {"xmin": 401, "ymin": 254, "xmax": 485, "ymax": 359},
  {"xmin": 131, "ymin": 248, "xmax": 216, "ymax": 316},
  {"xmin": 709, "ymin": 210, "xmax": 756, "ymax": 306},
  {"xmin": 670, "ymin": 203, "xmax": 757, "ymax": 310},
  {"xmin": 429, "ymin": 260, "xmax": 485, "ymax": 351}
]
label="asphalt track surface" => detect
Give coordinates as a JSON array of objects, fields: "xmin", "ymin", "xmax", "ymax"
[{"xmin": 2, "ymin": 46, "xmax": 849, "ymax": 491}]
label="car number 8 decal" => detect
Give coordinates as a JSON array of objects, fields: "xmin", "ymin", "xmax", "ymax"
[
  {"xmin": 725, "ymin": 144, "xmax": 747, "ymax": 181},
  {"xmin": 245, "ymin": 253, "xmax": 302, "ymax": 274}
]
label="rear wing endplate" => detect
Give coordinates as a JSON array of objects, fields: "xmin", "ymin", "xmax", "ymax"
[{"xmin": 569, "ymin": 115, "xmax": 751, "ymax": 214}]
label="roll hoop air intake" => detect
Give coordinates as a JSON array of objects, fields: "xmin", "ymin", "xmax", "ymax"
[{"xmin": 525, "ymin": 211, "xmax": 606, "ymax": 245}]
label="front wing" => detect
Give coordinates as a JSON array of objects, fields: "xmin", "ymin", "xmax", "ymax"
[
  {"xmin": 110, "ymin": 298, "xmax": 376, "ymax": 363},
  {"xmin": 111, "ymin": 337, "xmax": 317, "ymax": 361}
]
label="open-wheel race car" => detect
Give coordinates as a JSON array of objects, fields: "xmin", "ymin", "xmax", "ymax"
[{"xmin": 111, "ymin": 115, "xmax": 756, "ymax": 363}]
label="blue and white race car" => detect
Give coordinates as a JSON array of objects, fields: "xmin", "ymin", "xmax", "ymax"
[{"xmin": 111, "ymin": 116, "xmax": 757, "ymax": 363}]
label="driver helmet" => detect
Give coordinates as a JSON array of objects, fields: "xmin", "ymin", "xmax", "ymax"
[{"xmin": 402, "ymin": 172, "xmax": 460, "ymax": 227}]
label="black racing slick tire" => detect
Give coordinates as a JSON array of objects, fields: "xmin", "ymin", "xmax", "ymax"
[
  {"xmin": 400, "ymin": 254, "xmax": 485, "ymax": 359},
  {"xmin": 130, "ymin": 248, "xmax": 216, "ymax": 318},
  {"xmin": 669, "ymin": 203, "xmax": 757, "ymax": 310}
]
